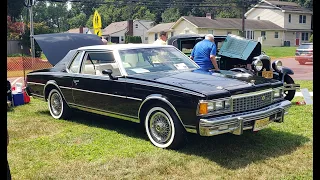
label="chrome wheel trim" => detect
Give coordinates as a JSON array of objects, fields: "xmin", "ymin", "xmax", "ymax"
[
  {"xmin": 149, "ymin": 112, "xmax": 172, "ymax": 144},
  {"xmin": 48, "ymin": 90, "xmax": 63, "ymax": 119},
  {"xmin": 145, "ymin": 107, "xmax": 175, "ymax": 148}
]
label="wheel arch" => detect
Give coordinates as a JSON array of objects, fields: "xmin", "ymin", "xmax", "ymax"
[
  {"xmin": 44, "ymin": 80, "xmax": 69, "ymax": 106},
  {"xmin": 138, "ymin": 94, "xmax": 186, "ymax": 131}
]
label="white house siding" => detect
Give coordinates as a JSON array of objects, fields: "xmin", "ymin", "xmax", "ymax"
[
  {"xmin": 246, "ymin": 8, "xmax": 285, "ymax": 28},
  {"xmin": 133, "ymin": 20, "xmax": 154, "ymax": 43},
  {"xmin": 256, "ymin": 30, "xmax": 284, "ymax": 47},
  {"xmin": 173, "ymin": 20, "xmax": 198, "ymax": 35},
  {"xmin": 283, "ymin": 12, "xmax": 312, "ymax": 30},
  {"xmin": 108, "ymin": 29, "xmax": 127, "ymax": 44}
]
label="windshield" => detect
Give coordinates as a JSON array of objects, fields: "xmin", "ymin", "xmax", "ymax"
[
  {"xmin": 298, "ymin": 44, "xmax": 313, "ymax": 49},
  {"xmin": 118, "ymin": 47, "xmax": 199, "ymax": 75}
]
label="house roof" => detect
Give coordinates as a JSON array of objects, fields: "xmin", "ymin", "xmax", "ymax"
[
  {"xmin": 147, "ymin": 22, "xmax": 175, "ymax": 33},
  {"xmin": 67, "ymin": 27, "xmax": 94, "ymax": 34},
  {"xmin": 246, "ymin": 0, "xmax": 312, "ymax": 16},
  {"xmin": 266, "ymin": 1, "xmax": 312, "ymax": 13},
  {"xmin": 176, "ymin": 16, "xmax": 284, "ymax": 30},
  {"xmin": 102, "ymin": 21, "xmax": 128, "ymax": 36}
]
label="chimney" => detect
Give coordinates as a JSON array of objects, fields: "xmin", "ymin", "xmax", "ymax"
[
  {"xmin": 206, "ymin": 13, "xmax": 212, "ymax": 19},
  {"xmin": 79, "ymin": 26, "xmax": 83, "ymax": 34},
  {"xmin": 127, "ymin": 20, "xmax": 133, "ymax": 36}
]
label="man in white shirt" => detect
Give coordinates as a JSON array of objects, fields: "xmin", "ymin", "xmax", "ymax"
[{"xmin": 153, "ymin": 31, "xmax": 167, "ymax": 45}]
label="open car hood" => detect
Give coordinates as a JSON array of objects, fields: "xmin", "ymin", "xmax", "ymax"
[{"xmin": 33, "ymin": 33, "xmax": 104, "ymax": 66}]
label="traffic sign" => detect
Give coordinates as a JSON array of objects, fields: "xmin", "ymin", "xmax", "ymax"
[{"xmin": 93, "ymin": 10, "xmax": 102, "ymax": 29}]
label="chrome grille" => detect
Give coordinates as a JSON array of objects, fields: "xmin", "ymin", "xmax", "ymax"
[{"xmin": 232, "ymin": 90, "xmax": 273, "ymax": 112}]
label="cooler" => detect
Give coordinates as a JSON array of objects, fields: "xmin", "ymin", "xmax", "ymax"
[{"xmin": 12, "ymin": 92, "xmax": 25, "ymax": 106}]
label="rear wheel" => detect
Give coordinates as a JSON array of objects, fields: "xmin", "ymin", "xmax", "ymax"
[
  {"xmin": 144, "ymin": 104, "xmax": 186, "ymax": 149},
  {"xmin": 48, "ymin": 89, "xmax": 70, "ymax": 119},
  {"xmin": 283, "ymin": 75, "xmax": 295, "ymax": 101}
]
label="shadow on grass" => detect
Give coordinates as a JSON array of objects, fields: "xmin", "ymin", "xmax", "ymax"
[{"xmin": 39, "ymin": 109, "xmax": 310, "ymax": 170}]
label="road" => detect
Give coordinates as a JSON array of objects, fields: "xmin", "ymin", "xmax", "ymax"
[{"xmin": 8, "ymin": 57, "xmax": 313, "ymax": 87}]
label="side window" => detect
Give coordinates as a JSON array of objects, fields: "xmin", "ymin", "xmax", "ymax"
[
  {"xmin": 69, "ymin": 52, "xmax": 83, "ymax": 73},
  {"xmin": 81, "ymin": 51, "xmax": 122, "ymax": 77}
]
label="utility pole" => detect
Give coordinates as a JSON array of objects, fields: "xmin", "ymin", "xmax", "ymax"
[
  {"xmin": 241, "ymin": 0, "xmax": 245, "ymax": 38},
  {"xmin": 24, "ymin": 0, "xmax": 35, "ymax": 59}
]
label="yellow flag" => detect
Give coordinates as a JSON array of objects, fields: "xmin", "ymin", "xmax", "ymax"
[{"xmin": 93, "ymin": 10, "xmax": 102, "ymax": 36}]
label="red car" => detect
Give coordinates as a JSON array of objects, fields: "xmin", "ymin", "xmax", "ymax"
[{"xmin": 295, "ymin": 43, "xmax": 313, "ymax": 65}]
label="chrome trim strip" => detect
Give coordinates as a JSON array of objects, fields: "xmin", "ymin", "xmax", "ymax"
[
  {"xmin": 70, "ymin": 87, "xmax": 142, "ymax": 101},
  {"xmin": 198, "ymin": 100, "xmax": 291, "ymax": 136},
  {"xmin": 185, "ymin": 127, "xmax": 197, "ymax": 134},
  {"xmin": 138, "ymin": 94, "xmax": 186, "ymax": 129},
  {"xmin": 231, "ymin": 89, "xmax": 273, "ymax": 99},
  {"xmin": 69, "ymin": 103, "xmax": 139, "ymax": 123},
  {"xmin": 27, "ymin": 82, "xmax": 45, "ymax": 85}
]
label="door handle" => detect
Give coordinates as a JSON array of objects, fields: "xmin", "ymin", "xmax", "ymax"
[{"xmin": 73, "ymin": 79, "xmax": 79, "ymax": 85}]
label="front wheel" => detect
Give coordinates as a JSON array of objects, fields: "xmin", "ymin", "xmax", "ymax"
[
  {"xmin": 283, "ymin": 75, "xmax": 296, "ymax": 101},
  {"xmin": 48, "ymin": 89, "xmax": 70, "ymax": 119},
  {"xmin": 144, "ymin": 104, "xmax": 186, "ymax": 149}
]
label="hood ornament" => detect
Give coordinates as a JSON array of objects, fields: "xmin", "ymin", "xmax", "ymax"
[
  {"xmin": 250, "ymin": 80, "xmax": 255, "ymax": 84},
  {"xmin": 216, "ymin": 86, "xmax": 223, "ymax": 90}
]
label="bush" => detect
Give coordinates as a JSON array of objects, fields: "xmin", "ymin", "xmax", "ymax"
[
  {"xmin": 125, "ymin": 36, "xmax": 142, "ymax": 43},
  {"xmin": 309, "ymin": 34, "xmax": 313, "ymax": 42}
]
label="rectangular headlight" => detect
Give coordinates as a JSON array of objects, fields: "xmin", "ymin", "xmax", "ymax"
[
  {"xmin": 198, "ymin": 99, "xmax": 231, "ymax": 115},
  {"xmin": 273, "ymin": 88, "xmax": 282, "ymax": 98}
]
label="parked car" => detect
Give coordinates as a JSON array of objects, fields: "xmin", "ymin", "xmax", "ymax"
[
  {"xmin": 295, "ymin": 42, "xmax": 313, "ymax": 65},
  {"xmin": 26, "ymin": 33, "xmax": 291, "ymax": 149},
  {"xmin": 168, "ymin": 34, "xmax": 300, "ymax": 101}
]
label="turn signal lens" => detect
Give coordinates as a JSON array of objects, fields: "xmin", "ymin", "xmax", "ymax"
[{"xmin": 198, "ymin": 102, "xmax": 208, "ymax": 115}]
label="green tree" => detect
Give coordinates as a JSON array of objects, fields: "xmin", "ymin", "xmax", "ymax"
[
  {"xmin": 7, "ymin": 0, "xmax": 24, "ymax": 22},
  {"xmin": 161, "ymin": 8, "xmax": 181, "ymax": 23},
  {"xmin": 68, "ymin": 13, "xmax": 87, "ymax": 28},
  {"xmin": 22, "ymin": 22, "xmax": 54, "ymax": 57}
]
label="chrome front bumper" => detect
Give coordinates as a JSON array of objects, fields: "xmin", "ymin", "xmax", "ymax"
[
  {"xmin": 199, "ymin": 100, "xmax": 291, "ymax": 136},
  {"xmin": 284, "ymin": 84, "xmax": 300, "ymax": 91}
]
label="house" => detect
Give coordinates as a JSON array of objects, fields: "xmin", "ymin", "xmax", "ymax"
[
  {"xmin": 147, "ymin": 22, "xmax": 175, "ymax": 44},
  {"xmin": 102, "ymin": 20, "xmax": 154, "ymax": 44},
  {"xmin": 245, "ymin": 0, "xmax": 313, "ymax": 46},
  {"xmin": 168, "ymin": 15, "xmax": 285, "ymax": 46},
  {"xmin": 66, "ymin": 27, "xmax": 94, "ymax": 34}
]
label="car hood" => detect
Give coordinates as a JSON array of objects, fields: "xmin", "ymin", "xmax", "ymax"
[
  {"xmin": 129, "ymin": 70, "xmax": 281, "ymax": 96},
  {"xmin": 33, "ymin": 33, "xmax": 103, "ymax": 66}
]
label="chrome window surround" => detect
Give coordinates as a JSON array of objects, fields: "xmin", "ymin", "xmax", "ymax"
[{"xmin": 197, "ymin": 89, "xmax": 276, "ymax": 117}]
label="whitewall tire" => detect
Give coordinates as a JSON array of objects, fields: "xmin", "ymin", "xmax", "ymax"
[
  {"xmin": 145, "ymin": 105, "xmax": 186, "ymax": 149},
  {"xmin": 48, "ymin": 89, "xmax": 70, "ymax": 119}
]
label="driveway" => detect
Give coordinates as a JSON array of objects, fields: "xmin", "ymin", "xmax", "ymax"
[{"xmin": 274, "ymin": 57, "xmax": 313, "ymax": 80}]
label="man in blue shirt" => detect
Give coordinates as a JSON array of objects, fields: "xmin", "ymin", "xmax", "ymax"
[{"xmin": 190, "ymin": 34, "xmax": 220, "ymax": 71}]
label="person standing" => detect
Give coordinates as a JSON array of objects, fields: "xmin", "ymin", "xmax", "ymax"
[
  {"xmin": 153, "ymin": 31, "xmax": 167, "ymax": 45},
  {"xmin": 190, "ymin": 34, "xmax": 220, "ymax": 71}
]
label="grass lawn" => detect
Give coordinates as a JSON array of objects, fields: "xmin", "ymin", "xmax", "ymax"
[
  {"xmin": 7, "ymin": 81, "xmax": 313, "ymax": 179},
  {"xmin": 262, "ymin": 46, "xmax": 297, "ymax": 59}
]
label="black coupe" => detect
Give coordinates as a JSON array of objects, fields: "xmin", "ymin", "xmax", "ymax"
[{"xmin": 26, "ymin": 33, "xmax": 291, "ymax": 149}]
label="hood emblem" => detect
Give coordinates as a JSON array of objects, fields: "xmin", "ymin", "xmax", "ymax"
[
  {"xmin": 250, "ymin": 80, "xmax": 255, "ymax": 84},
  {"xmin": 216, "ymin": 86, "xmax": 223, "ymax": 90}
]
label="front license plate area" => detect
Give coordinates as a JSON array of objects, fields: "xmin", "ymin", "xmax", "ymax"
[
  {"xmin": 253, "ymin": 117, "xmax": 270, "ymax": 131},
  {"xmin": 262, "ymin": 71, "xmax": 273, "ymax": 79}
]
